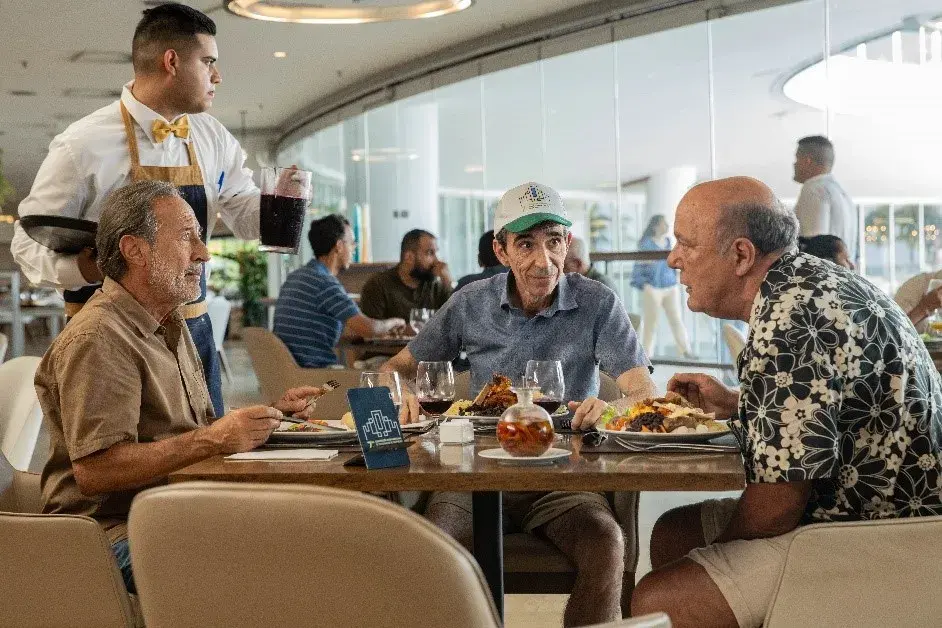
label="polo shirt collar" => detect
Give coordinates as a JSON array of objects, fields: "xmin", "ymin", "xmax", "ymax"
[
  {"xmin": 308, "ymin": 259, "xmax": 331, "ymax": 275},
  {"xmin": 101, "ymin": 278, "xmax": 178, "ymax": 337},
  {"xmin": 500, "ymin": 271, "xmax": 578, "ymax": 318},
  {"xmin": 121, "ymin": 81, "xmax": 189, "ymax": 145}
]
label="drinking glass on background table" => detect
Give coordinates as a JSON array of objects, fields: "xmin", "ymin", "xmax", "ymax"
[
  {"xmin": 409, "ymin": 308, "xmax": 433, "ymax": 335},
  {"xmin": 416, "ymin": 361, "xmax": 455, "ymax": 416},
  {"xmin": 524, "ymin": 360, "xmax": 565, "ymax": 414},
  {"xmin": 258, "ymin": 166, "xmax": 312, "ymax": 254},
  {"xmin": 359, "ymin": 371, "xmax": 402, "ymax": 410}
]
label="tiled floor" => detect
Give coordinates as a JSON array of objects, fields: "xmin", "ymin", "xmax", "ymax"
[{"xmin": 22, "ymin": 330, "xmax": 739, "ymax": 627}]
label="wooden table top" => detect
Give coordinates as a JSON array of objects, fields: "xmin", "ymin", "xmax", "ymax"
[{"xmin": 170, "ymin": 433, "xmax": 745, "ymax": 492}]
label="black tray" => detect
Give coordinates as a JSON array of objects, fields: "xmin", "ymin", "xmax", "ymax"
[{"xmin": 20, "ymin": 215, "xmax": 97, "ymax": 254}]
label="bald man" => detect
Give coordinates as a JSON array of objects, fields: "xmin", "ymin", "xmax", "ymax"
[
  {"xmin": 563, "ymin": 236, "xmax": 616, "ymax": 291},
  {"xmin": 631, "ymin": 177, "xmax": 942, "ymax": 627}
]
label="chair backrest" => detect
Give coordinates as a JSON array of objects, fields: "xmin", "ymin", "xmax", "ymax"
[
  {"xmin": 764, "ymin": 515, "xmax": 942, "ymax": 627},
  {"xmin": 0, "ymin": 449, "xmax": 43, "ymax": 514},
  {"xmin": 206, "ymin": 296, "xmax": 232, "ymax": 350},
  {"xmin": 295, "ymin": 368, "xmax": 364, "ymax": 420},
  {"xmin": 0, "ymin": 331, "xmax": 9, "ymax": 363},
  {"xmin": 0, "ymin": 356, "xmax": 44, "ymax": 471},
  {"xmin": 242, "ymin": 327, "xmax": 301, "ymax": 401},
  {"xmin": 721, "ymin": 323, "xmax": 747, "ymax": 364},
  {"xmin": 129, "ymin": 482, "xmax": 502, "ymax": 628},
  {"xmin": 585, "ymin": 613, "xmax": 672, "ymax": 627},
  {"xmin": 599, "ymin": 371, "xmax": 622, "ymax": 402},
  {"xmin": 0, "ymin": 511, "xmax": 136, "ymax": 627}
]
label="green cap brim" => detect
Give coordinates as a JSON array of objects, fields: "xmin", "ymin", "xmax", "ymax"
[{"xmin": 503, "ymin": 212, "xmax": 573, "ymax": 233}]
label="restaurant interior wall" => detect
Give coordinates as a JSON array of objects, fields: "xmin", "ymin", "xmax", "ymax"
[{"xmin": 275, "ymin": 0, "xmax": 942, "ymax": 364}]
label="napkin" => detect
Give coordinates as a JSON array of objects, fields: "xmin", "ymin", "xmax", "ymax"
[{"xmin": 225, "ymin": 449, "xmax": 339, "ymax": 462}]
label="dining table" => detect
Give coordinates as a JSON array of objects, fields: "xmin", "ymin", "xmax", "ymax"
[{"xmin": 170, "ymin": 430, "xmax": 745, "ymax": 618}]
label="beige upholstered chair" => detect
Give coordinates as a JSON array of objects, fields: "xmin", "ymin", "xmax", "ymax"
[
  {"xmin": 764, "ymin": 515, "xmax": 942, "ymax": 627},
  {"xmin": 585, "ymin": 613, "xmax": 672, "ymax": 627},
  {"xmin": 129, "ymin": 482, "xmax": 501, "ymax": 628},
  {"xmin": 242, "ymin": 327, "xmax": 361, "ymax": 419},
  {"xmin": 721, "ymin": 323, "xmax": 747, "ymax": 364},
  {"xmin": 0, "ymin": 448, "xmax": 137, "ymax": 628},
  {"xmin": 0, "ymin": 356, "xmax": 44, "ymax": 471}
]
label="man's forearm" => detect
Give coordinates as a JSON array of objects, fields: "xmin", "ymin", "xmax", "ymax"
[
  {"xmin": 73, "ymin": 427, "xmax": 223, "ymax": 496},
  {"xmin": 381, "ymin": 348, "xmax": 419, "ymax": 387}
]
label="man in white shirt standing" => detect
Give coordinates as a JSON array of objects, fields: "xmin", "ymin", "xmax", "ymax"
[
  {"xmin": 13, "ymin": 4, "xmax": 263, "ymax": 418},
  {"xmin": 792, "ymin": 135, "xmax": 857, "ymax": 261}
]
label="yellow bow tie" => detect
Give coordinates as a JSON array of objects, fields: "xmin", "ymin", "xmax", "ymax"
[{"xmin": 151, "ymin": 116, "xmax": 190, "ymax": 143}]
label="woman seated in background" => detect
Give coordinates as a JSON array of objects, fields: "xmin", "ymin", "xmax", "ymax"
[{"xmin": 797, "ymin": 234, "xmax": 854, "ymax": 270}]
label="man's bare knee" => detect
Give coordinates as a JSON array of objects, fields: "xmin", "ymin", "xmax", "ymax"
[
  {"xmin": 551, "ymin": 506, "xmax": 625, "ymax": 572},
  {"xmin": 425, "ymin": 502, "xmax": 473, "ymax": 550},
  {"xmin": 650, "ymin": 503, "xmax": 705, "ymax": 570},
  {"xmin": 633, "ymin": 559, "xmax": 738, "ymax": 628}
]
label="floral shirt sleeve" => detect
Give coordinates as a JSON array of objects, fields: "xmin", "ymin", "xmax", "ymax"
[{"xmin": 733, "ymin": 251, "xmax": 942, "ymax": 523}]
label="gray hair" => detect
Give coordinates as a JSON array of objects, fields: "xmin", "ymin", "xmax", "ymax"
[
  {"xmin": 495, "ymin": 221, "xmax": 570, "ymax": 248},
  {"xmin": 96, "ymin": 180, "xmax": 180, "ymax": 281},
  {"xmin": 568, "ymin": 236, "xmax": 590, "ymax": 265},
  {"xmin": 797, "ymin": 135, "xmax": 835, "ymax": 170},
  {"xmin": 715, "ymin": 197, "xmax": 799, "ymax": 256}
]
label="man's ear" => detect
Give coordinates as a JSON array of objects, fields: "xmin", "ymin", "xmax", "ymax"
[
  {"xmin": 731, "ymin": 237, "xmax": 758, "ymax": 277},
  {"xmin": 493, "ymin": 237, "xmax": 510, "ymax": 266},
  {"xmin": 119, "ymin": 235, "xmax": 150, "ymax": 272},
  {"xmin": 162, "ymin": 48, "xmax": 179, "ymax": 76}
]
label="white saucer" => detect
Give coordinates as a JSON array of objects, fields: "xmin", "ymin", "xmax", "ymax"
[{"xmin": 477, "ymin": 447, "xmax": 571, "ymax": 465}]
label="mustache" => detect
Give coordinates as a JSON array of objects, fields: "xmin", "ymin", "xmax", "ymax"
[
  {"xmin": 184, "ymin": 264, "xmax": 203, "ymax": 275},
  {"xmin": 530, "ymin": 268, "xmax": 556, "ymax": 278}
]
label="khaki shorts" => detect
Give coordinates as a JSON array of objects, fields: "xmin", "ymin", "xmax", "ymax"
[
  {"xmin": 687, "ymin": 497, "xmax": 799, "ymax": 628},
  {"xmin": 426, "ymin": 491, "xmax": 612, "ymax": 533}
]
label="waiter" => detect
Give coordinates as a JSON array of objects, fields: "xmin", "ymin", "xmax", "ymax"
[{"xmin": 13, "ymin": 4, "xmax": 262, "ymax": 418}]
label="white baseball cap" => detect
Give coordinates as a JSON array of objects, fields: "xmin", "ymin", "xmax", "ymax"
[{"xmin": 494, "ymin": 182, "xmax": 572, "ymax": 234}]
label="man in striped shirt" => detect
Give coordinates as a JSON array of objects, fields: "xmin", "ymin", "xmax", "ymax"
[{"xmin": 273, "ymin": 215, "xmax": 405, "ymax": 367}]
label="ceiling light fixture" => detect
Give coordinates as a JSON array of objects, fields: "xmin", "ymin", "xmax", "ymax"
[
  {"xmin": 273, "ymin": 51, "xmax": 287, "ymax": 58},
  {"xmin": 224, "ymin": 0, "xmax": 472, "ymax": 25}
]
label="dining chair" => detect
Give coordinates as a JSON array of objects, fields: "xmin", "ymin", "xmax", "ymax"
[
  {"xmin": 0, "ymin": 356, "xmax": 44, "ymax": 472},
  {"xmin": 0, "ymin": 451, "xmax": 138, "ymax": 627},
  {"xmin": 0, "ymin": 331, "xmax": 8, "ymax": 363},
  {"xmin": 764, "ymin": 515, "xmax": 942, "ymax": 627},
  {"xmin": 206, "ymin": 296, "xmax": 233, "ymax": 383},
  {"xmin": 128, "ymin": 482, "xmax": 502, "ymax": 628},
  {"xmin": 721, "ymin": 323, "xmax": 747, "ymax": 364},
  {"xmin": 585, "ymin": 612, "xmax": 672, "ymax": 627},
  {"xmin": 242, "ymin": 327, "xmax": 361, "ymax": 418}
]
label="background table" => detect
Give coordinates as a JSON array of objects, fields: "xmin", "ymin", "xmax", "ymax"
[{"xmin": 171, "ymin": 432, "xmax": 745, "ymax": 616}]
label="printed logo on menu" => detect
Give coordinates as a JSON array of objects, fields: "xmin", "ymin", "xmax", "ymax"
[{"xmin": 364, "ymin": 409, "xmax": 397, "ymax": 439}]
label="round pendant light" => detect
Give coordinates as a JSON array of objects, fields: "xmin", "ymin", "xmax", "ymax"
[{"xmin": 225, "ymin": 0, "xmax": 473, "ymax": 25}]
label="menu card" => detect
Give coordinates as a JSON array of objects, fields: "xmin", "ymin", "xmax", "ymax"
[{"xmin": 346, "ymin": 387, "xmax": 410, "ymax": 470}]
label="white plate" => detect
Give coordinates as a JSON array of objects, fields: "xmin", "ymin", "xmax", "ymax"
[
  {"xmin": 401, "ymin": 418, "xmax": 437, "ymax": 432},
  {"xmin": 477, "ymin": 447, "xmax": 572, "ymax": 465},
  {"xmin": 597, "ymin": 425, "xmax": 731, "ymax": 444},
  {"xmin": 443, "ymin": 406, "xmax": 567, "ymax": 424}
]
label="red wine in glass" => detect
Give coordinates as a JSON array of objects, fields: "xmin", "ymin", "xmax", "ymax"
[
  {"xmin": 419, "ymin": 398, "xmax": 453, "ymax": 415},
  {"xmin": 259, "ymin": 194, "xmax": 306, "ymax": 253},
  {"xmin": 534, "ymin": 399, "xmax": 562, "ymax": 414}
]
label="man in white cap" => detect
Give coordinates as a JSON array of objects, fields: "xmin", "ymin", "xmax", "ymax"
[{"xmin": 382, "ymin": 182, "xmax": 655, "ymax": 625}]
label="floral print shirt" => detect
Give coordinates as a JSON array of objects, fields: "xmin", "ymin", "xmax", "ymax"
[{"xmin": 733, "ymin": 251, "xmax": 942, "ymax": 523}]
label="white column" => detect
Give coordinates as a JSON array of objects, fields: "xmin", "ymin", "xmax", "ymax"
[{"xmin": 644, "ymin": 166, "xmax": 697, "ymax": 227}]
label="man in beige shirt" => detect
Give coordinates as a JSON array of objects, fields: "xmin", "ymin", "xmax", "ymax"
[{"xmin": 37, "ymin": 180, "xmax": 322, "ymax": 592}]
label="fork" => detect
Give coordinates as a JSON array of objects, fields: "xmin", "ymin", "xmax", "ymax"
[
  {"xmin": 613, "ymin": 438, "xmax": 740, "ymax": 453},
  {"xmin": 285, "ymin": 380, "xmax": 341, "ymax": 420}
]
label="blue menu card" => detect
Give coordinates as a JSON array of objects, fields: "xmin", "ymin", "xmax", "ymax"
[{"xmin": 346, "ymin": 387, "xmax": 410, "ymax": 470}]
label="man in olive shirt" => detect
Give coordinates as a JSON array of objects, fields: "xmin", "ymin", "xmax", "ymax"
[
  {"xmin": 360, "ymin": 229, "xmax": 452, "ymax": 322},
  {"xmin": 36, "ymin": 180, "xmax": 321, "ymax": 592}
]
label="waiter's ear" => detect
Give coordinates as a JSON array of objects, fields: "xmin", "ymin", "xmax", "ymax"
[
  {"xmin": 161, "ymin": 48, "xmax": 180, "ymax": 76},
  {"xmin": 119, "ymin": 234, "xmax": 150, "ymax": 272}
]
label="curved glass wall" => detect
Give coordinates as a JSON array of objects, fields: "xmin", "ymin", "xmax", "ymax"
[{"xmin": 276, "ymin": 0, "xmax": 942, "ymax": 364}]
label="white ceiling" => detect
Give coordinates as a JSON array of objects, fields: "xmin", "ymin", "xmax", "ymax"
[{"xmin": 0, "ymin": 0, "xmax": 601, "ymax": 207}]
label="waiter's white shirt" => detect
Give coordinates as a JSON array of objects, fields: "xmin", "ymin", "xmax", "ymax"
[
  {"xmin": 13, "ymin": 82, "xmax": 260, "ymax": 290},
  {"xmin": 794, "ymin": 173, "xmax": 857, "ymax": 258}
]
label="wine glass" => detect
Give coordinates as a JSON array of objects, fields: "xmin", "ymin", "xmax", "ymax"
[
  {"xmin": 929, "ymin": 280, "xmax": 942, "ymax": 337},
  {"xmin": 416, "ymin": 361, "xmax": 456, "ymax": 416},
  {"xmin": 524, "ymin": 360, "xmax": 565, "ymax": 415},
  {"xmin": 359, "ymin": 371, "xmax": 402, "ymax": 410},
  {"xmin": 409, "ymin": 308, "xmax": 432, "ymax": 335}
]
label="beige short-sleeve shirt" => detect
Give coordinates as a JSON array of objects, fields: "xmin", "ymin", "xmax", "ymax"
[{"xmin": 37, "ymin": 278, "xmax": 214, "ymax": 542}]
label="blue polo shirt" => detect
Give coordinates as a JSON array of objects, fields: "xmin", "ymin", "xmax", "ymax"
[
  {"xmin": 408, "ymin": 271, "xmax": 650, "ymax": 401},
  {"xmin": 273, "ymin": 260, "xmax": 360, "ymax": 368}
]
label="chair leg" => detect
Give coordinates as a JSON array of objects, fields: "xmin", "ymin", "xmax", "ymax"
[{"xmin": 218, "ymin": 348, "xmax": 233, "ymax": 383}]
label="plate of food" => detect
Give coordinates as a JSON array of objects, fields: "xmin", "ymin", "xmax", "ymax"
[
  {"xmin": 268, "ymin": 419, "xmax": 359, "ymax": 445},
  {"xmin": 442, "ymin": 375, "xmax": 568, "ymax": 423},
  {"xmin": 597, "ymin": 392, "xmax": 730, "ymax": 443}
]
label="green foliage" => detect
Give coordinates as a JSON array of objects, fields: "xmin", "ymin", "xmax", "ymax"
[
  {"xmin": 0, "ymin": 151, "xmax": 15, "ymax": 211},
  {"xmin": 215, "ymin": 243, "xmax": 268, "ymax": 328}
]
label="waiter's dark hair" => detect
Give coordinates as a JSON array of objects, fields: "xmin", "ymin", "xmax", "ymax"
[
  {"xmin": 309, "ymin": 214, "xmax": 351, "ymax": 258},
  {"xmin": 132, "ymin": 3, "xmax": 217, "ymax": 74},
  {"xmin": 97, "ymin": 180, "xmax": 180, "ymax": 281}
]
